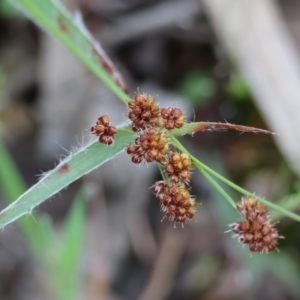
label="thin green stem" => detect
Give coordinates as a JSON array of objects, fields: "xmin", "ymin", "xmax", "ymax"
[
  {"xmin": 158, "ymin": 164, "xmax": 169, "ymax": 184},
  {"xmin": 198, "ymin": 168, "xmax": 236, "ymax": 209},
  {"xmin": 171, "ymin": 136, "xmax": 300, "ymax": 223}
]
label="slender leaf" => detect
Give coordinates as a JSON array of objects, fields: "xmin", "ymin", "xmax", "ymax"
[
  {"xmin": 0, "ymin": 140, "xmax": 26, "ymax": 200},
  {"xmin": 58, "ymin": 185, "xmax": 87, "ymax": 272},
  {"xmin": 0, "ymin": 140, "xmax": 42, "ymax": 241},
  {"xmin": 10, "ymin": 0, "xmax": 129, "ymax": 102},
  {"xmin": 51, "ymin": 185, "xmax": 88, "ymax": 300},
  {"xmin": 0, "ymin": 127, "xmax": 134, "ymax": 229}
]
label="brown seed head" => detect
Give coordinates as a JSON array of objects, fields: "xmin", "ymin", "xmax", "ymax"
[
  {"xmin": 152, "ymin": 181, "xmax": 197, "ymax": 224},
  {"xmin": 126, "ymin": 128, "xmax": 169, "ymax": 164},
  {"xmin": 164, "ymin": 152, "xmax": 192, "ymax": 183},
  {"xmin": 231, "ymin": 196, "xmax": 284, "ymax": 253},
  {"xmin": 128, "ymin": 92, "xmax": 162, "ymax": 131},
  {"xmin": 91, "ymin": 115, "xmax": 118, "ymax": 145},
  {"xmin": 161, "ymin": 107, "xmax": 185, "ymax": 130},
  {"xmin": 161, "ymin": 108, "xmax": 170, "ymax": 119}
]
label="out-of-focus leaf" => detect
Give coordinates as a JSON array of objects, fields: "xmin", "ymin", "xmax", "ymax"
[
  {"xmin": 48, "ymin": 186, "xmax": 88, "ymax": 300},
  {"xmin": 10, "ymin": 0, "xmax": 128, "ymax": 102},
  {"xmin": 0, "ymin": 0, "xmax": 19, "ymax": 17},
  {"xmin": 178, "ymin": 71, "xmax": 216, "ymax": 107},
  {"xmin": 226, "ymin": 74, "xmax": 251, "ymax": 101}
]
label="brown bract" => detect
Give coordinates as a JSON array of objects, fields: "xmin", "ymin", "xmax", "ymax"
[
  {"xmin": 231, "ymin": 197, "xmax": 283, "ymax": 253},
  {"xmin": 91, "ymin": 115, "xmax": 117, "ymax": 145}
]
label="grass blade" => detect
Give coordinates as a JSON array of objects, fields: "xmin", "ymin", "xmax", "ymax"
[
  {"xmin": 52, "ymin": 186, "xmax": 88, "ymax": 299},
  {"xmin": 0, "ymin": 140, "xmax": 26, "ymax": 201},
  {"xmin": 10, "ymin": 0, "xmax": 129, "ymax": 102},
  {"xmin": 0, "ymin": 127, "xmax": 134, "ymax": 229}
]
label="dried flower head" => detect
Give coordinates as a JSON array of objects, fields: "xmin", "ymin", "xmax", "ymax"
[
  {"xmin": 161, "ymin": 107, "xmax": 185, "ymax": 130},
  {"xmin": 128, "ymin": 93, "xmax": 162, "ymax": 131},
  {"xmin": 125, "ymin": 90, "xmax": 197, "ymax": 224},
  {"xmin": 153, "ymin": 181, "xmax": 197, "ymax": 224},
  {"xmin": 126, "ymin": 128, "xmax": 169, "ymax": 164},
  {"xmin": 231, "ymin": 197, "xmax": 284, "ymax": 253},
  {"xmin": 91, "ymin": 115, "xmax": 118, "ymax": 145},
  {"xmin": 164, "ymin": 152, "xmax": 192, "ymax": 183}
]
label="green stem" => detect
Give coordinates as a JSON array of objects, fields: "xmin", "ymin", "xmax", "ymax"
[
  {"xmin": 158, "ymin": 164, "xmax": 169, "ymax": 184},
  {"xmin": 198, "ymin": 168, "xmax": 236, "ymax": 209},
  {"xmin": 171, "ymin": 136, "xmax": 300, "ymax": 223}
]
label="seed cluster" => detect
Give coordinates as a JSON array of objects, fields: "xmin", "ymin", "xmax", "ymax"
[
  {"xmin": 126, "ymin": 128, "xmax": 169, "ymax": 164},
  {"xmin": 126, "ymin": 91, "xmax": 197, "ymax": 225},
  {"xmin": 231, "ymin": 197, "xmax": 283, "ymax": 253},
  {"xmin": 91, "ymin": 91, "xmax": 284, "ymax": 253},
  {"xmin": 153, "ymin": 182, "xmax": 197, "ymax": 223},
  {"xmin": 91, "ymin": 115, "xmax": 117, "ymax": 145},
  {"xmin": 161, "ymin": 107, "xmax": 185, "ymax": 130},
  {"xmin": 128, "ymin": 93, "xmax": 162, "ymax": 132},
  {"xmin": 164, "ymin": 152, "xmax": 192, "ymax": 183}
]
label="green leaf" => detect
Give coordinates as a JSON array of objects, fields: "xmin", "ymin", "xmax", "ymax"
[
  {"xmin": 226, "ymin": 74, "xmax": 251, "ymax": 101},
  {"xmin": 0, "ymin": 127, "xmax": 135, "ymax": 229},
  {"xmin": 0, "ymin": 0, "xmax": 19, "ymax": 17},
  {"xmin": 178, "ymin": 71, "xmax": 216, "ymax": 107},
  {"xmin": 0, "ymin": 140, "xmax": 27, "ymax": 201},
  {"xmin": 243, "ymin": 252, "xmax": 300, "ymax": 297},
  {"xmin": 30, "ymin": 214, "xmax": 56, "ymax": 255},
  {"xmin": 10, "ymin": 0, "xmax": 129, "ymax": 102},
  {"xmin": 58, "ymin": 186, "xmax": 87, "ymax": 273},
  {"xmin": 0, "ymin": 140, "xmax": 44, "ymax": 243},
  {"xmin": 49, "ymin": 186, "xmax": 88, "ymax": 299}
]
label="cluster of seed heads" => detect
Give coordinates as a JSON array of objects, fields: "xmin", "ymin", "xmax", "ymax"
[
  {"xmin": 126, "ymin": 92, "xmax": 197, "ymax": 225},
  {"xmin": 91, "ymin": 91, "xmax": 283, "ymax": 253},
  {"xmin": 127, "ymin": 93, "xmax": 185, "ymax": 132},
  {"xmin": 231, "ymin": 197, "xmax": 283, "ymax": 253},
  {"xmin": 91, "ymin": 115, "xmax": 118, "ymax": 145}
]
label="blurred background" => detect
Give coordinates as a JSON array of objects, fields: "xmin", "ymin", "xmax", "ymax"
[{"xmin": 1, "ymin": 0, "xmax": 300, "ymax": 299}]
